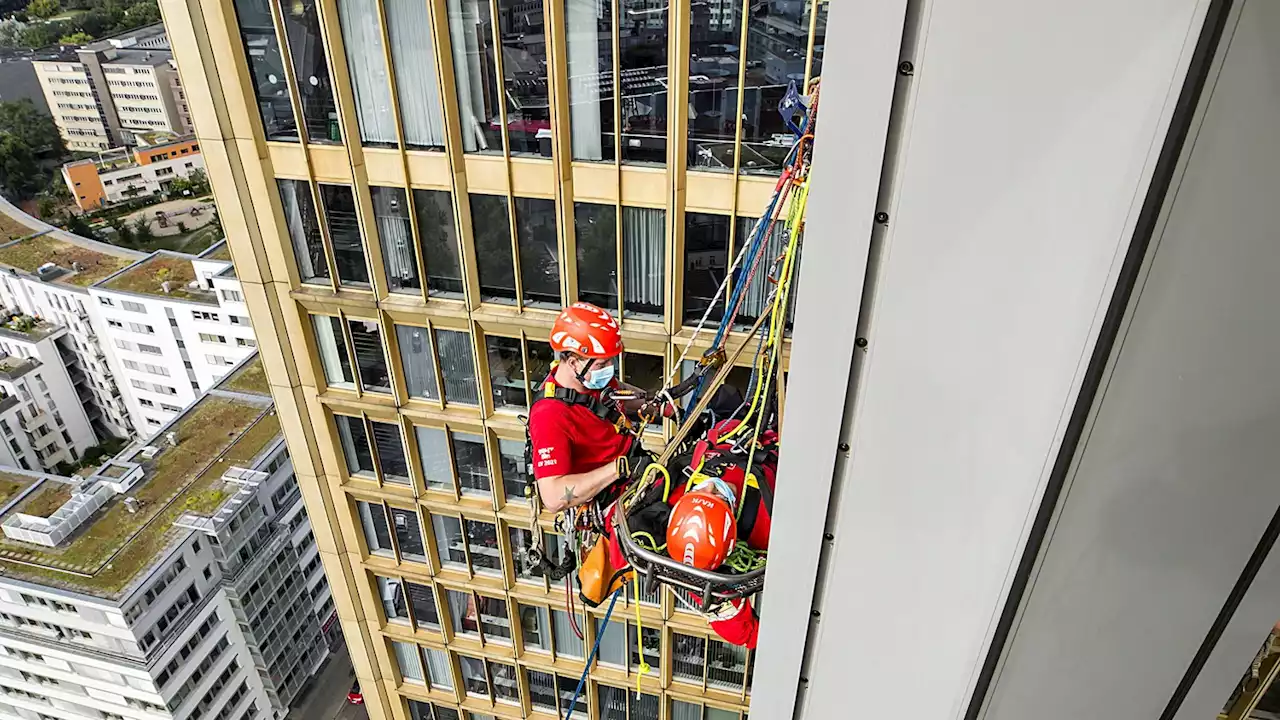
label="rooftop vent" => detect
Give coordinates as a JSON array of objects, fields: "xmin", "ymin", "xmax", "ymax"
[
  {"xmin": 138, "ymin": 445, "xmax": 159, "ymax": 460},
  {"xmin": 35, "ymin": 262, "xmax": 60, "ymax": 278}
]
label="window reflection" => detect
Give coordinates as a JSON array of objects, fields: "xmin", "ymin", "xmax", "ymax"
[
  {"xmin": 526, "ymin": 340, "xmax": 554, "ymax": 396},
  {"xmin": 334, "ymin": 414, "xmax": 373, "ymax": 477},
  {"xmin": 415, "ymin": 426, "xmax": 453, "ymax": 491},
  {"xmin": 622, "ymin": 352, "xmax": 663, "ymax": 393},
  {"xmin": 470, "ymin": 194, "xmax": 517, "ymax": 304},
  {"xmin": 232, "ymin": 0, "xmax": 297, "ymax": 141},
  {"xmin": 740, "ymin": 0, "xmax": 811, "ymax": 174},
  {"xmin": 683, "ymin": 212, "xmax": 731, "ymax": 325},
  {"xmin": 318, "ymin": 184, "xmax": 370, "ymax": 287},
  {"xmin": 514, "ymin": 197, "xmax": 560, "ymax": 308},
  {"xmin": 405, "ymin": 581, "xmax": 439, "ymax": 628},
  {"xmin": 508, "ymin": 527, "xmax": 543, "ymax": 581},
  {"xmin": 346, "ymin": 319, "xmax": 391, "ymax": 393},
  {"xmin": 372, "ymin": 186, "xmax": 419, "ymax": 294},
  {"xmin": 312, "ymin": 315, "xmax": 353, "ymax": 389},
  {"xmin": 486, "ymin": 336, "xmax": 526, "ymax": 410},
  {"xmin": 619, "ymin": 0, "xmax": 667, "ymax": 164},
  {"xmin": 451, "ymin": 431, "xmax": 491, "ymax": 496},
  {"xmin": 448, "ymin": 589, "xmax": 480, "ymax": 636},
  {"xmin": 437, "ymin": 329, "xmax": 479, "ymax": 405},
  {"xmin": 396, "ymin": 324, "xmax": 439, "ymax": 400},
  {"xmin": 413, "ymin": 190, "xmax": 464, "ymax": 297},
  {"xmin": 431, "ymin": 514, "xmax": 466, "ymax": 568},
  {"xmin": 358, "ymin": 501, "xmax": 393, "ymax": 555},
  {"xmin": 279, "ymin": 180, "xmax": 327, "ymax": 284},
  {"xmin": 280, "ymin": 0, "xmax": 340, "ymax": 143},
  {"xmin": 498, "ymin": 0, "xmax": 551, "ymax": 156},
  {"xmin": 465, "ymin": 519, "xmax": 501, "ymax": 574},
  {"xmin": 575, "ymin": 202, "xmax": 618, "ymax": 311},
  {"xmin": 499, "ymin": 438, "xmax": 532, "ymax": 502},
  {"xmin": 566, "ymin": 0, "xmax": 615, "ymax": 161},
  {"xmin": 687, "ymin": 0, "xmax": 741, "ymax": 170},
  {"xmin": 447, "ymin": 0, "xmax": 503, "ymax": 153},
  {"xmin": 389, "ymin": 507, "xmax": 426, "ymax": 561},
  {"xmin": 377, "ymin": 576, "xmax": 408, "ymax": 622},
  {"xmin": 810, "ymin": 0, "xmax": 827, "ymax": 80}
]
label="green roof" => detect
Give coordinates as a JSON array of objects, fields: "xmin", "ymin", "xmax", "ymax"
[
  {"xmin": 0, "ymin": 473, "xmax": 36, "ymax": 508},
  {"xmin": 0, "ymin": 397, "xmax": 281, "ymax": 599},
  {"xmin": 0, "ymin": 234, "xmax": 135, "ymax": 287},
  {"xmin": 221, "ymin": 355, "xmax": 269, "ymax": 397},
  {"xmin": 98, "ymin": 253, "xmax": 219, "ymax": 304},
  {"xmin": 204, "ymin": 242, "xmax": 232, "ymax": 262}
]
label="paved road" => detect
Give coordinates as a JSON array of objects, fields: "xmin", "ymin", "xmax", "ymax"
[
  {"xmin": 288, "ymin": 645, "xmax": 368, "ymax": 720},
  {"xmin": 0, "ymin": 192, "xmax": 145, "ymax": 259}
]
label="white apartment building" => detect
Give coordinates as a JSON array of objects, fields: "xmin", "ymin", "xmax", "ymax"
[
  {"xmin": 0, "ymin": 356, "xmax": 333, "ymax": 720},
  {"xmin": 0, "ymin": 233, "xmax": 145, "ymax": 440},
  {"xmin": 0, "ymin": 318, "xmax": 97, "ymax": 473},
  {"xmin": 89, "ymin": 245, "xmax": 257, "ymax": 433},
  {"xmin": 32, "ymin": 61, "xmax": 109, "ymax": 152}
]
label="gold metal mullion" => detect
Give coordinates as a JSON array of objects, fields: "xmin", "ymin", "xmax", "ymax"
[
  {"xmin": 519, "ymin": 330, "xmax": 533, "ymax": 409},
  {"xmin": 507, "ymin": 199, "xmax": 525, "ymax": 311},
  {"xmin": 740, "ymin": 647, "xmax": 751, "ymax": 700},
  {"xmin": 336, "ymin": 309, "xmax": 363, "ymax": 398},
  {"xmin": 610, "ymin": 0, "xmax": 624, "ymax": 318},
  {"xmin": 484, "ymin": 0, "xmax": 525, "ymax": 311},
  {"xmin": 472, "ymin": 589, "xmax": 487, "ymax": 649},
  {"xmin": 381, "ymin": 499, "xmax": 403, "ymax": 560},
  {"xmin": 443, "ymin": 426, "xmax": 463, "ymax": 501},
  {"xmin": 402, "ymin": 184, "xmax": 432, "ymax": 305},
  {"xmin": 545, "ymin": 0, "xmax": 575, "ymax": 306},
  {"xmin": 486, "ymin": 428, "xmax": 506, "ymax": 512},
  {"xmin": 310, "ymin": 181, "xmax": 343, "ymax": 293},
  {"xmin": 377, "ymin": 310, "xmax": 406, "ymax": 405},
  {"xmin": 398, "ymin": 415, "xmax": 424, "ymax": 497},
  {"xmin": 664, "ymin": 0, "xmax": 691, "ymax": 336},
  {"xmin": 474, "ymin": 327, "xmax": 497, "ymax": 417},
  {"xmin": 456, "ymin": 511, "xmax": 475, "ymax": 576},
  {"xmin": 426, "ymin": 320, "xmax": 448, "ymax": 410},
  {"xmin": 399, "ymin": 575, "xmax": 419, "ymax": 629},
  {"xmin": 615, "ymin": 194, "xmax": 625, "ymax": 320},
  {"xmin": 361, "ymin": 411, "xmax": 385, "ymax": 485}
]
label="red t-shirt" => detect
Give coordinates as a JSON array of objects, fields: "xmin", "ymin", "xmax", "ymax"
[{"xmin": 528, "ymin": 375, "xmax": 632, "ymax": 480}]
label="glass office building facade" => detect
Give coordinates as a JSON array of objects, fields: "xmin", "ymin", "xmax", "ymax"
[{"xmin": 164, "ymin": 0, "xmax": 827, "ymax": 717}]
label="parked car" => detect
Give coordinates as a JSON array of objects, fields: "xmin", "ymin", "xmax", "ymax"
[{"xmin": 347, "ymin": 681, "xmax": 363, "ymax": 705}]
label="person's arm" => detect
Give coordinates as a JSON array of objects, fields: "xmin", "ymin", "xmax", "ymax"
[{"xmin": 537, "ymin": 461, "xmax": 619, "ymax": 513}]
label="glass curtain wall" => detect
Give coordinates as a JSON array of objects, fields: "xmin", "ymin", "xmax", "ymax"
[
  {"xmin": 565, "ymin": 0, "xmax": 614, "ymax": 161},
  {"xmin": 447, "ymin": 0, "xmax": 503, "ymax": 153},
  {"xmin": 687, "ymin": 0, "xmax": 741, "ymax": 170},
  {"xmin": 385, "ymin": 0, "xmax": 447, "ymax": 149},
  {"xmin": 513, "ymin": 197, "xmax": 560, "ymax": 308},
  {"xmin": 371, "ymin": 186, "xmax": 420, "ymax": 294},
  {"xmin": 498, "ymin": 0, "xmax": 551, "ymax": 156},
  {"xmin": 279, "ymin": 0, "xmax": 340, "ymax": 143},
  {"xmin": 318, "ymin": 184, "xmax": 371, "ymax": 287},
  {"xmin": 574, "ymin": 202, "xmax": 617, "ymax": 311},
  {"xmin": 278, "ymin": 179, "xmax": 327, "ymax": 284},
  {"xmin": 414, "ymin": 189, "xmax": 464, "ymax": 297},
  {"xmin": 470, "ymin": 194, "xmax": 516, "ymax": 304},
  {"xmin": 622, "ymin": 206, "xmax": 664, "ymax": 319},
  {"xmin": 618, "ymin": 0, "xmax": 667, "ymax": 164},
  {"xmin": 231, "ymin": 0, "xmax": 297, "ymax": 140},
  {"xmin": 336, "ymin": 0, "xmax": 397, "ymax": 146},
  {"xmin": 740, "ymin": 0, "xmax": 809, "ymax": 173}
]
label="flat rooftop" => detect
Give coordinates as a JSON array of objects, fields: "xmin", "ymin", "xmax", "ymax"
[
  {"xmin": 201, "ymin": 241, "xmax": 232, "ymax": 262},
  {"xmin": 0, "ymin": 313, "xmax": 57, "ymax": 342},
  {"xmin": 0, "ymin": 355, "xmax": 40, "ymax": 380},
  {"xmin": 97, "ymin": 252, "xmax": 218, "ymax": 304},
  {"xmin": 218, "ymin": 355, "xmax": 269, "ymax": 397},
  {"xmin": 0, "ymin": 394, "xmax": 280, "ymax": 599},
  {"xmin": 0, "ymin": 234, "xmax": 137, "ymax": 288}
]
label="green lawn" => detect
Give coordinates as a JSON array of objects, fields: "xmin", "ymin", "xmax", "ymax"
[
  {"xmin": 0, "ymin": 234, "xmax": 134, "ymax": 287},
  {"xmin": 99, "ymin": 253, "xmax": 213, "ymax": 302},
  {"xmin": 0, "ymin": 473, "xmax": 36, "ymax": 509},
  {"xmin": 17, "ymin": 482, "xmax": 72, "ymax": 517}
]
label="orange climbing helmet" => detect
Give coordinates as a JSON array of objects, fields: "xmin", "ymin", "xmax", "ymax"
[
  {"xmin": 550, "ymin": 302, "xmax": 624, "ymax": 359},
  {"xmin": 666, "ymin": 479, "xmax": 738, "ymax": 571}
]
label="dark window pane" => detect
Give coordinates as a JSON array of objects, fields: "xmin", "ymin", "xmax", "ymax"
[
  {"xmin": 447, "ymin": 0, "xmax": 503, "ymax": 153},
  {"xmin": 566, "ymin": 0, "xmax": 614, "ymax": 161},
  {"xmin": 477, "ymin": 595, "xmax": 511, "ymax": 642},
  {"xmin": 458, "ymin": 654, "xmax": 488, "ymax": 696},
  {"xmin": 335, "ymin": 414, "xmax": 374, "ymax": 476},
  {"xmin": 390, "ymin": 507, "xmax": 426, "ymax": 562},
  {"xmin": 415, "ymin": 426, "xmax": 453, "ymax": 491},
  {"xmin": 413, "ymin": 190, "xmax": 463, "ymax": 297},
  {"xmin": 405, "ymin": 581, "xmax": 439, "ymax": 628},
  {"xmin": 740, "ymin": 1, "xmax": 808, "ymax": 175},
  {"xmin": 358, "ymin": 501, "xmax": 393, "ymax": 554},
  {"xmin": 672, "ymin": 632, "xmax": 706, "ymax": 682},
  {"xmin": 508, "ymin": 526, "xmax": 543, "ymax": 581},
  {"xmin": 280, "ymin": 0, "xmax": 340, "ymax": 143},
  {"xmin": 433, "ymin": 706, "xmax": 460, "ymax": 720},
  {"xmin": 470, "ymin": 194, "xmax": 517, "ymax": 304},
  {"xmin": 319, "ymin": 184, "xmax": 370, "ymax": 286},
  {"xmin": 464, "ymin": 519, "xmax": 500, "ymax": 574},
  {"xmin": 521, "ymin": 604, "xmax": 551, "ymax": 650},
  {"xmin": 377, "ymin": 576, "xmax": 408, "ymax": 621},
  {"xmin": 622, "ymin": 352, "xmax": 663, "ymax": 391},
  {"xmin": 528, "ymin": 668, "xmax": 556, "ymax": 710},
  {"xmin": 683, "ymin": 212, "xmax": 731, "ymax": 325},
  {"xmin": 486, "ymin": 336, "xmax": 527, "ymax": 410},
  {"xmin": 371, "ymin": 421, "xmax": 410, "ymax": 483},
  {"xmin": 432, "ymin": 514, "xmax": 466, "ymax": 567},
  {"xmin": 630, "ymin": 691, "xmax": 660, "ymax": 719},
  {"xmin": 707, "ymin": 638, "xmax": 747, "ymax": 690},
  {"xmin": 396, "ymin": 324, "xmax": 439, "ymax": 400},
  {"xmin": 618, "ymin": 0, "xmax": 667, "ymax": 164},
  {"xmin": 498, "ymin": 0, "xmax": 550, "ymax": 156},
  {"xmin": 598, "ymin": 684, "xmax": 627, "ymax": 720},
  {"xmin": 490, "ymin": 660, "xmax": 519, "ymax": 703},
  {"xmin": 337, "ymin": 0, "xmax": 396, "ymax": 145},
  {"xmin": 312, "ymin": 315, "xmax": 354, "ymax": 388},
  {"xmin": 514, "ymin": 197, "xmax": 560, "ymax": 308},
  {"xmin": 629, "ymin": 622, "xmax": 660, "ymax": 674},
  {"xmin": 280, "ymin": 180, "xmax": 327, "ymax": 283},
  {"xmin": 499, "ymin": 438, "xmax": 532, "ymax": 503},
  {"xmin": 385, "ymin": 0, "xmax": 447, "ymax": 149},
  {"xmin": 372, "ymin": 187, "xmax": 420, "ymax": 293},
  {"xmin": 622, "ymin": 206, "xmax": 665, "ymax": 320},
  {"xmin": 232, "ymin": 0, "xmax": 297, "ymax": 140},
  {"xmin": 557, "ymin": 674, "xmax": 588, "ymax": 716},
  {"xmin": 347, "ymin": 319, "xmax": 391, "ymax": 393},
  {"xmin": 407, "ymin": 699, "xmax": 434, "ymax": 720},
  {"xmin": 687, "ymin": 0, "xmax": 742, "ymax": 171},
  {"xmin": 574, "ymin": 202, "xmax": 617, "ymax": 310},
  {"xmin": 526, "ymin": 340, "xmax": 554, "ymax": 397},
  {"xmin": 452, "ymin": 431, "xmax": 490, "ymax": 496},
  {"xmin": 436, "ymin": 329, "xmax": 479, "ymax": 405}
]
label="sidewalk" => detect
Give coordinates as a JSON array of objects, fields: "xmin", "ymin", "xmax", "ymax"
[{"xmin": 287, "ymin": 644, "xmax": 366, "ymax": 720}]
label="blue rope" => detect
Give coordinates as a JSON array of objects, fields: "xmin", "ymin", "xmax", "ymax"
[{"xmin": 563, "ymin": 587, "xmax": 624, "ymax": 720}]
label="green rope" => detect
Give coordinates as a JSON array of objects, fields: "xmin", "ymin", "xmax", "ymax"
[{"xmin": 723, "ymin": 543, "xmax": 767, "ymax": 574}]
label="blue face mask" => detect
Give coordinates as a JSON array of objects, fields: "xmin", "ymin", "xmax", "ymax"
[{"xmin": 582, "ymin": 361, "xmax": 615, "ymax": 390}]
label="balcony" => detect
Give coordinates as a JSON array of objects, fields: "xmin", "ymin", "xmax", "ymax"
[{"xmin": 20, "ymin": 410, "xmax": 48, "ymax": 432}]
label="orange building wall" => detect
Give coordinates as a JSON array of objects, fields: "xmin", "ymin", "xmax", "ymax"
[
  {"xmin": 134, "ymin": 139, "xmax": 201, "ymax": 166},
  {"xmin": 63, "ymin": 162, "xmax": 105, "ymax": 211}
]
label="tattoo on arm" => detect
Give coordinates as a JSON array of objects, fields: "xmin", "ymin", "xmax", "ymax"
[{"xmin": 562, "ymin": 485, "xmax": 576, "ymax": 507}]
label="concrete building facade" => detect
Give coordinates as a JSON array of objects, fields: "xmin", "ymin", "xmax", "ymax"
[{"xmin": 61, "ymin": 136, "xmax": 205, "ymax": 211}]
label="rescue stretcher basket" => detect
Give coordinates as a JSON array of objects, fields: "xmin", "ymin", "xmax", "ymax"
[{"xmin": 613, "ymin": 505, "xmax": 765, "ymax": 613}]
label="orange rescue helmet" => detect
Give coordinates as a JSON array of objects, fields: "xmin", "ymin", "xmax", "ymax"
[
  {"xmin": 666, "ymin": 481, "xmax": 738, "ymax": 571},
  {"xmin": 550, "ymin": 302, "xmax": 624, "ymax": 359}
]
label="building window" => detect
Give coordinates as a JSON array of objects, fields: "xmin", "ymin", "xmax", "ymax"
[
  {"xmin": 734, "ymin": 215, "xmax": 793, "ymax": 327},
  {"xmin": 485, "ymin": 336, "xmax": 526, "ymax": 410},
  {"xmin": 390, "ymin": 640, "xmax": 422, "ymax": 681},
  {"xmin": 629, "ymin": 621, "xmax": 661, "ymax": 676},
  {"xmin": 683, "ymin": 212, "xmax": 731, "ymax": 325},
  {"xmin": 451, "ymin": 431, "xmax": 490, "ymax": 497},
  {"xmin": 319, "ymin": 184, "xmax": 370, "ymax": 287},
  {"xmin": 280, "ymin": 0, "xmax": 340, "ymax": 143},
  {"xmin": 446, "ymin": 0, "xmax": 501, "ymax": 153},
  {"xmin": 498, "ymin": 437, "xmax": 532, "ymax": 503},
  {"xmin": 334, "ymin": 414, "xmax": 374, "ymax": 478},
  {"xmin": 405, "ymin": 581, "xmax": 439, "ymax": 629},
  {"xmin": 619, "ymin": 0, "xmax": 667, "ymax": 165},
  {"xmin": 706, "ymin": 638, "xmax": 748, "ymax": 691},
  {"xmin": 414, "ymin": 426, "xmax": 452, "ymax": 491},
  {"xmin": 221, "ymin": 289, "xmax": 243, "ymax": 302},
  {"xmin": 687, "ymin": 4, "xmax": 743, "ymax": 172},
  {"xmin": 575, "ymin": 202, "xmax": 618, "ymax": 311},
  {"xmin": 421, "ymin": 647, "xmax": 452, "ymax": 690},
  {"xmin": 413, "ymin": 189, "xmax": 463, "ymax": 297},
  {"xmin": 388, "ymin": 506, "xmax": 426, "ymax": 562},
  {"xmin": 740, "ymin": 4, "xmax": 809, "ymax": 175},
  {"xmin": 377, "ymin": 576, "xmax": 409, "ymax": 624},
  {"xmin": 336, "ymin": 0, "xmax": 397, "ymax": 146},
  {"xmin": 470, "ymin": 194, "xmax": 515, "ymax": 304},
  {"xmin": 513, "ymin": 197, "xmax": 560, "ymax": 308},
  {"xmin": 458, "ymin": 653, "xmax": 488, "ymax": 697},
  {"xmin": 672, "ymin": 632, "xmax": 706, "ymax": 683},
  {"xmin": 435, "ymin": 329, "xmax": 478, "ymax": 405},
  {"xmin": 431, "ymin": 514, "xmax": 465, "ymax": 569},
  {"xmin": 565, "ymin": 0, "xmax": 614, "ymax": 162},
  {"xmin": 551, "ymin": 608, "xmax": 585, "ymax": 658},
  {"xmin": 122, "ymin": 300, "xmax": 146, "ymax": 313},
  {"xmin": 495, "ymin": 0, "xmax": 549, "ymax": 156},
  {"xmin": 622, "ymin": 206, "xmax": 666, "ymax": 320},
  {"xmin": 311, "ymin": 315, "xmax": 354, "ymax": 389},
  {"xmin": 347, "ymin": 319, "xmax": 391, "ymax": 393},
  {"xmin": 279, "ymin": 179, "xmax": 328, "ymax": 284},
  {"xmin": 370, "ymin": 421, "xmax": 410, "ymax": 485},
  {"xmin": 464, "ymin": 519, "xmax": 500, "ymax": 575},
  {"xmin": 378, "ymin": 0, "xmax": 445, "ymax": 149},
  {"xmin": 447, "ymin": 589, "xmax": 479, "ymax": 638},
  {"xmin": 508, "ymin": 528, "xmax": 543, "ymax": 583},
  {"xmin": 395, "ymin": 324, "xmax": 439, "ymax": 400},
  {"xmin": 357, "ymin": 500, "xmax": 393, "ymax": 556},
  {"xmin": 371, "ymin": 186, "xmax": 419, "ymax": 294}
]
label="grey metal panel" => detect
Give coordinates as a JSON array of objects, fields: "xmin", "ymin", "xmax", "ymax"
[
  {"xmin": 797, "ymin": 0, "xmax": 1209, "ymax": 716},
  {"xmin": 981, "ymin": 1, "xmax": 1280, "ymax": 718}
]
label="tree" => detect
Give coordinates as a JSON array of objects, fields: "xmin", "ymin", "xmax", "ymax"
[
  {"xmin": 58, "ymin": 30, "xmax": 91, "ymax": 44},
  {"xmin": 0, "ymin": 135, "xmax": 39, "ymax": 199},
  {"xmin": 131, "ymin": 216, "xmax": 154, "ymax": 245},
  {"xmin": 0, "ymin": 101, "xmax": 66, "ymax": 199},
  {"xmin": 0, "ymin": 19, "xmax": 27, "ymax": 49},
  {"xmin": 24, "ymin": 0, "xmax": 59, "ymax": 20},
  {"xmin": 121, "ymin": 0, "xmax": 159, "ymax": 25},
  {"xmin": 64, "ymin": 213, "xmax": 101, "ymax": 241},
  {"xmin": 109, "ymin": 217, "xmax": 133, "ymax": 245},
  {"xmin": 15, "ymin": 20, "xmax": 59, "ymax": 48}
]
